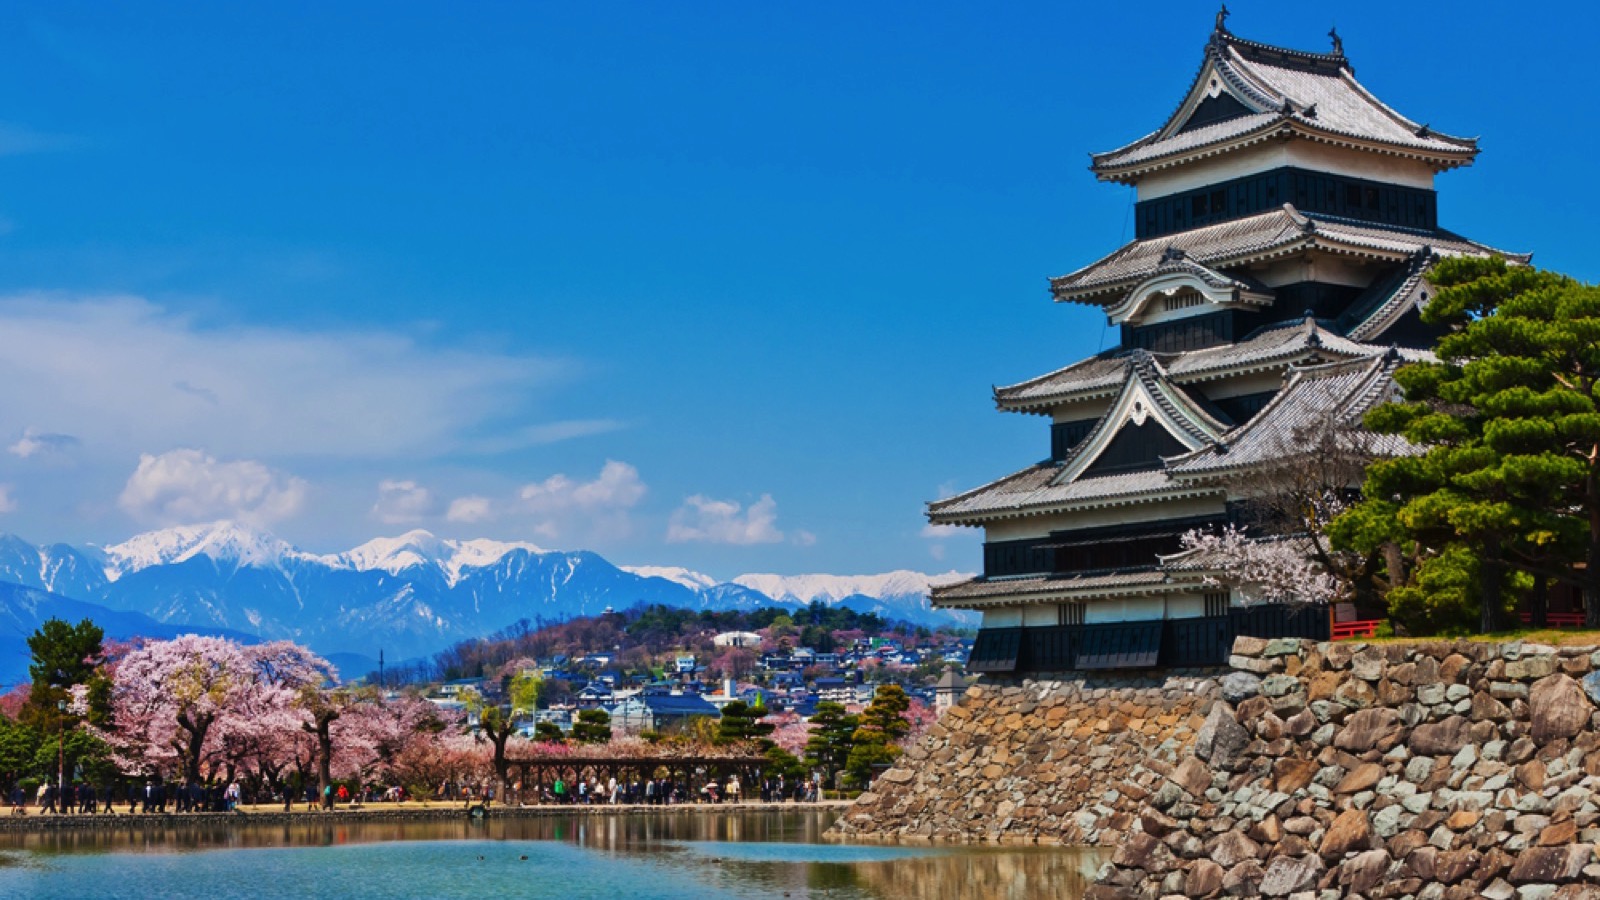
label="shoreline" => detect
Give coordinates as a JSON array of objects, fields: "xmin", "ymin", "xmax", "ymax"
[{"xmin": 0, "ymin": 800, "xmax": 851, "ymax": 833}]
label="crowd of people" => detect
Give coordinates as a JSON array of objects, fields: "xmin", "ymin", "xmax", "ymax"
[
  {"xmin": 6, "ymin": 768, "xmax": 829, "ymax": 816},
  {"xmin": 8, "ymin": 779, "xmax": 244, "ymax": 815}
]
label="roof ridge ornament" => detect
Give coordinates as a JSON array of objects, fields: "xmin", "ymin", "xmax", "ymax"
[
  {"xmin": 1328, "ymin": 26, "xmax": 1343, "ymax": 56},
  {"xmin": 1215, "ymin": 4, "xmax": 1230, "ymax": 33},
  {"xmin": 1160, "ymin": 246, "xmax": 1187, "ymax": 263}
]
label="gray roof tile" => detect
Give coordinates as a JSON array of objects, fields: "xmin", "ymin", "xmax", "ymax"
[
  {"xmin": 1051, "ymin": 206, "xmax": 1522, "ymax": 304},
  {"xmin": 1092, "ymin": 32, "xmax": 1477, "ymax": 179},
  {"xmin": 996, "ymin": 317, "xmax": 1428, "ymax": 412},
  {"xmin": 930, "ymin": 569, "xmax": 1174, "ymax": 606},
  {"xmin": 1166, "ymin": 354, "xmax": 1414, "ymax": 477}
]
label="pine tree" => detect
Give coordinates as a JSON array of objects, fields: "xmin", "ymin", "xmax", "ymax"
[
  {"xmin": 714, "ymin": 700, "xmax": 774, "ymax": 748},
  {"xmin": 844, "ymin": 686, "xmax": 912, "ymax": 788},
  {"xmin": 802, "ymin": 702, "xmax": 857, "ymax": 782},
  {"xmin": 571, "ymin": 708, "xmax": 612, "ymax": 744},
  {"xmin": 1332, "ymin": 257, "xmax": 1600, "ymax": 633}
]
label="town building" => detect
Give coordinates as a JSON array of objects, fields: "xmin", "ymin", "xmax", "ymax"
[{"xmin": 931, "ymin": 15, "xmax": 1523, "ymax": 675}]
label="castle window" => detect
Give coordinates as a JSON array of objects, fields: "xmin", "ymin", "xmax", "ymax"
[{"xmin": 1204, "ymin": 592, "xmax": 1230, "ymax": 617}]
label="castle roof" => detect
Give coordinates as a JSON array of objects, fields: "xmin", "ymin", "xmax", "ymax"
[
  {"xmin": 1166, "ymin": 353, "xmax": 1416, "ymax": 479},
  {"xmin": 1050, "ymin": 205, "xmax": 1523, "ymax": 306},
  {"xmin": 994, "ymin": 316, "xmax": 1430, "ymax": 414},
  {"xmin": 1091, "ymin": 27, "xmax": 1478, "ymax": 183}
]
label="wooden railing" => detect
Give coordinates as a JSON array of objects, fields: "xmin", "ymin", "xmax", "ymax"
[
  {"xmin": 1518, "ymin": 612, "xmax": 1587, "ymax": 628},
  {"xmin": 1330, "ymin": 619, "xmax": 1383, "ymax": 640}
]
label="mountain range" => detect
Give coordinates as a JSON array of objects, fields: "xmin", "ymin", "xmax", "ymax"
[{"xmin": 0, "ymin": 523, "xmax": 974, "ymax": 668}]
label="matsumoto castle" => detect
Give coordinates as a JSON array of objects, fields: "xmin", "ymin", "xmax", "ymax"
[{"xmin": 930, "ymin": 14, "xmax": 1525, "ymax": 674}]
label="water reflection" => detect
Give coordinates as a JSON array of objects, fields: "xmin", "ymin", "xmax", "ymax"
[{"xmin": 0, "ymin": 810, "xmax": 1104, "ymax": 900}]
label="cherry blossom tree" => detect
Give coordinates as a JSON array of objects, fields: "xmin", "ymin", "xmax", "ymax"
[{"xmin": 1176, "ymin": 525, "xmax": 1344, "ymax": 606}]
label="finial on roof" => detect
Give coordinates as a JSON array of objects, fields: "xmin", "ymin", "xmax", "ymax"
[
  {"xmin": 1416, "ymin": 124, "xmax": 1432, "ymax": 138},
  {"xmin": 1329, "ymin": 26, "xmax": 1343, "ymax": 55},
  {"xmin": 1215, "ymin": 4, "xmax": 1230, "ymax": 32}
]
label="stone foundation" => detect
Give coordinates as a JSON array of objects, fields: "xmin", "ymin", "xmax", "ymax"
[
  {"xmin": 837, "ymin": 638, "xmax": 1600, "ymax": 897},
  {"xmin": 830, "ymin": 670, "xmax": 1220, "ymax": 844},
  {"xmin": 1092, "ymin": 638, "xmax": 1600, "ymax": 899}
]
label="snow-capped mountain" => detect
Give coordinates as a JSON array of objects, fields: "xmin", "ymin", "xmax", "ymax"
[
  {"xmin": 322, "ymin": 530, "xmax": 546, "ymax": 586},
  {"xmin": 621, "ymin": 565, "xmax": 720, "ymax": 591},
  {"xmin": 732, "ymin": 571, "xmax": 969, "ymax": 605},
  {"xmin": 102, "ymin": 521, "xmax": 314, "ymax": 577},
  {"xmin": 0, "ymin": 523, "xmax": 974, "ymax": 661}
]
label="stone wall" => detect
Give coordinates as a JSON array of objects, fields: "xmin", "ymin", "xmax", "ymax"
[
  {"xmin": 830, "ymin": 670, "xmax": 1221, "ymax": 844},
  {"xmin": 1091, "ymin": 638, "xmax": 1600, "ymax": 899}
]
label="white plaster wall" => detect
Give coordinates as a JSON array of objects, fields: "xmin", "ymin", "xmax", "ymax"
[
  {"xmin": 1193, "ymin": 371, "xmax": 1286, "ymax": 400},
  {"xmin": 1254, "ymin": 255, "xmax": 1382, "ymax": 290},
  {"xmin": 1023, "ymin": 604, "xmax": 1061, "ymax": 627},
  {"xmin": 986, "ymin": 496, "xmax": 1229, "ymax": 539},
  {"xmin": 1050, "ymin": 398, "xmax": 1115, "ymax": 424},
  {"xmin": 1135, "ymin": 140, "xmax": 1437, "ymax": 200},
  {"xmin": 1084, "ymin": 596, "xmax": 1167, "ymax": 624},
  {"xmin": 1166, "ymin": 594, "xmax": 1205, "ymax": 619},
  {"xmin": 982, "ymin": 608, "xmax": 1023, "ymax": 628}
]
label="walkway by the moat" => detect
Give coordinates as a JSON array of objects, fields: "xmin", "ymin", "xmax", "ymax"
[{"xmin": 0, "ymin": 800, "xmax": 851, "ymax": 832}]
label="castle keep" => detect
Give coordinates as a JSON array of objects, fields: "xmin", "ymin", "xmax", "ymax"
[{"xmin": 930, "ymin": 16, "xmax": 1523, "ymax": 675}]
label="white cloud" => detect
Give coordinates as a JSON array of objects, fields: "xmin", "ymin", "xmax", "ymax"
[
  {"xmin": 118, "ymin": 449, "xmax": 307, "ymax": 526},
  {"xmin": 9, "ymin": 428, "xmax": 80, "ymax": 459},
  {"xmin": 0, "ymin": 294, "xmax": 579, "ymax": 462},
  {"xmin": 370, "ymin": 479, "xmax": 434, "ymax": 525},
  {"xmin": 517, "ymin": 460, "xmax": 646, "ymax": 539},
  {"xmin": 0, "ymin": 485, "xmax": 16, "ymax": 514},
  {"xmin": 446, "ymin": 495, "xmax": 494, "ymax": 524},
  {"xmin": 667, "ymin": 494, "xmax": 785, "ymax": 545},
  {"xmin": 921, "ymin": 521, "xmax": 973, "ymax": 561},
  {"xmin": 791, "ymin": 529, "xmax": 817, "ymax": 547}
]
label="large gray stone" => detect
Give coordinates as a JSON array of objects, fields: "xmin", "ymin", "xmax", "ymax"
[
  {"xmin": 1580, "ymin": 670, "xmax": 1600, "ymax": 708},
  {"xmin": 1195, "ymin": 701, "xmax": 1250, "ymax": 768},
  {"xmin": 1220, "ymin": 671, "xmax": 1262, "ymax": 703}
]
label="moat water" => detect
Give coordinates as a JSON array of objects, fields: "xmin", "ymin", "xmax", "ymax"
[{"xmin": 0, "ymin": 809, "xmax": 1102, "ymax": 900}]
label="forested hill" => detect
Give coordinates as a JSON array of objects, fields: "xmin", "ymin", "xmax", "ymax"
[{"xmin": 401, "ymin": 603, "xmax": 970, "ymax": 684}]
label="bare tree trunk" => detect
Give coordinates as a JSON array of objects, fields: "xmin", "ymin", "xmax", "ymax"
[
  {"xmin": 1480, "ymin": 540, "xmax": 1506, "ymax": 634},
  {"xmin": 1530, "ymin": 573, "xmax": 1548, "ymax": 629},
  {"xmin": 1588, "ymin": 498, "xmax": 1600, "ymax": 628}
]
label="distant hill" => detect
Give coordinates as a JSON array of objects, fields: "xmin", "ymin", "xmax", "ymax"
[
  {"xmin": 0, "ymin": 524, "xmax": 975, "ymax": 662},
  {"xmin": 0, "ymin": 581, "xmax": 255, "ymax": 685}
]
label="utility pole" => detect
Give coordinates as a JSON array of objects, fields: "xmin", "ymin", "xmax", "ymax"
[{"xmin": 379, "ymin": 649, "xmax": 385, "ymax": 691}]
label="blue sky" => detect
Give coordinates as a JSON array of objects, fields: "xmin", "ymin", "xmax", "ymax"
[{"xmin": 0, "ymin": 2, "xmax": 1591, "ymax": 578}]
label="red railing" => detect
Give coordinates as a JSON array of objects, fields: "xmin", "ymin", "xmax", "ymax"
[
  {"xmin": 1331, "ymin": 619, "xmax": 1383, "ymax": 640},
  {"xmin": 1518, "ymin": 611, "xmax": 1587, "ymax": 628}
]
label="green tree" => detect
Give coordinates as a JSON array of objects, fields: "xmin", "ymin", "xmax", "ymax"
[
  {"xmin": 714, "ymin": 700, "xmax": 774, "ymax": 748},
  {"xmin": 1332, "ymin": 257, "xmax": 1598, "ymax": 633},
  {"xmin": 533, "ymin": 721, "xmax": 565, "ymax": 744},
  {"xmin": 24, "ymin": 618, "xmax": 104, "ymax": 727},
  {"xmin": 571, "ymin": 708, "xmax": 612, "ymax": 744},
  {"xmin": 802, "ymin": 702, "xmax": 857, "ymax": 783},
  {"xmin": 508, "ymin": 669, "xmax": 542, "ymax": 716},
  {"xmin": 0, "ymin": 717, "xmax": 42, "ymax": 792},
  {"xmin": 842, "ymin": 685, "xmax": 912, "ymax": 789}
]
